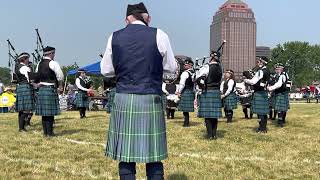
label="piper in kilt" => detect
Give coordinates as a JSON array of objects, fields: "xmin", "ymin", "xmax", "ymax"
[
  {"xmin": 15, "ymin": 53, "xmax": 34, "ymax": 132},
  {"xmin": 75, "ymin": 70, "xmax": 93, "ymax": 118},
  {"xmin": 100, "ymin": 3, "xmax": 178, "ymax": 179},
  {"xmin": 237, "ymin": 81, "xmax": 254, "ymax": 119},
  {"xmin": 176, "ymin": 59, "xmax": 195, "ymax": 127},
  {"xmin": 196, "ymin": 51, "xmax": 223, "ymax": 140},
  {"xmin": 268, "ymin": 74, "xmax": 277, "ymax": 120},
  {"xmin": 35, "ymin": 46, "xmax": 64, "ymax": 137},
  {"xmin": 267, "ymin": 63, "xmax": 290, "ymax": 127},
  {"xmin": 220, "ymin": 69, "xmax": 237, "ymax": 123},
  {"xmin": 162, "ymin": 81, "xmax": 179, "ymax": 119},
  {"xmin": 244, "ymin": 57, "xmax": 270, "ymax": 133}
]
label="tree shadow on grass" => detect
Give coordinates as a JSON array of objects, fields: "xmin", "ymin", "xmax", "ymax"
[
  {"xmin": 200, "ymin": 129, "xmax": 227, "ymax": 139},
  {"xmin": 170, "ymin": 120, "xmax": 203, "ymax": 127},
  {"xmin": 168, "ymin": 173, "xmax": 188, "ymax": 180}
]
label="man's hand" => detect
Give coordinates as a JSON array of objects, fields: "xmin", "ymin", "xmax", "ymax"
[{"xmin": 221, "ymin": 94, "xmax": 225, "ymax": 99}]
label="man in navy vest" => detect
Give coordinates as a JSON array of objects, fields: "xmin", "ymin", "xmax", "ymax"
[{"xmin": 101, "ymin": 2, "xmax": 178, "ymax": 180}]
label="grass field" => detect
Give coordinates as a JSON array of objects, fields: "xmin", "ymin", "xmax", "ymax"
[{"xmin": 0, "ymin": 104, "xmax": 320, "ymax": 179}]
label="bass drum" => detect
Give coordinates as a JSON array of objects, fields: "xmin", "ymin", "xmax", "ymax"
[{"xmin": 163, "ymin": 55, "xmax": 191, "ymax": 84}]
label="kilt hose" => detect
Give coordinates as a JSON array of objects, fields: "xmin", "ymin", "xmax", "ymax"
[
  {"xmin": 223, "ymin": 92, "xmax": 238, "ymax": 110},
  {"xmin": 251, "ymin": 91, "xmax": 269, "ymax": 115},
  {"xmin": 106, "ymin": 88, "xmax": 116, "ymax": 113},
  {"xmin": 275, "ymin": 92, "xmax": 289, "ymax": 112},
  {"xmin": 16, "ymin": 84, "xmax": 34, "ymax": 112},
  {"xmin": 178, "ymin": 89, "xmax": 195, "ymax": 112},
  {"xmin": 106, "ymin": 93, "xmax": 168, "ymax": 163},
  {"xmin": 36, "ymin": 86, "xmax": 60, "ymax": 116},
  {"xmin": 198, "ymin": 90, "xmax": 222, "ymax": 119},
  {"xmin": 75, "ymin": 91, "xmax": 89, "ymax": 108}
]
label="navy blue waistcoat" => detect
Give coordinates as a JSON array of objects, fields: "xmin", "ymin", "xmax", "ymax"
[{"xmin": 112, "ymin": 24, "xmax": 163, "ymax": 95}]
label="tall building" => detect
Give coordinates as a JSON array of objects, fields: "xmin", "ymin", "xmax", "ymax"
[
  {"xmin": 210, "ymin": 0, "xmax": 256, "ymax": 78},
  {"xmin": 256, "ymin": 46, "xmax": 271, "ymax": 58}
]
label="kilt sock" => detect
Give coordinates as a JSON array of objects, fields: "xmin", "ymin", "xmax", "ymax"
[
  {"xmin": 258, "ymin": 115, "xmax": 268, "ymax": 132},
  {"xmin": 42, "ymin": 116, "xmax": 48, "ymax": 136},
  {"xmin": 212, "ymin": 118, "xmax": 218, "ymax": 137},
  {"xmin": 170, "ymin": 109, "xmax": 175, "ymax": 119},
  {"xmin": 166, "ymin": 109, "xmax": 170, "ymax": 119},
  {"xmin": 224, "ymin": 107, "xmax": 227, "ymax": 118},
  {"xmin": 26, "ymin": 113, "xmax": 33, "ymax": 126},
  {"xmin": 243, "ymin": 108, "xmax": 249, "ymax": 119},
  {"xmin": 283, "ymin": 112, "xmax": 287, "ymax": 123},
  {"xmin": 226, "ymin": 110, "xmax": 233, "ymax": 123},
  {"xmin": 277, "ymin": 112, "xmax": 284, "ymax": 127},
  {"xmin": 269, "ymin": 108, "xmax": 273, "ymax": 120},
  {"xmin": 205, "ymin": 119, "xmax": 213, "ymax": 138},
  {"xmin": 205, "ymin": 118, "xmax": 218, "ymax": 138},
  {"xmin": 183, "ymin": 112, "xmax": 190, "ymax": 127},
  {"xmin": 273, "ymin": 110, "xmax": 277, "ymax": 120},
  {"xmin": 146, "ymin": 162, "xmax": 164, "ymax": 180},
  {"xmin": 119, "ymin": 162, "xmax": 136, "ymax": 180},
  {"xmin": 47, "ymin": 116, "xmax": 55, "ymax": 136},
  {"xmin": 18, "ymin": 112, "xmax": 27, "ymax": 131}
]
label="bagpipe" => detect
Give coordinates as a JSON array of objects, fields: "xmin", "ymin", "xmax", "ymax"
[
  {"xmin": 162, "ymin": 56, "xmax": 190, "ymax": 84},
  {"xmin": 6, "ymin": 39, "xmax": 19, "ymax": 83}
]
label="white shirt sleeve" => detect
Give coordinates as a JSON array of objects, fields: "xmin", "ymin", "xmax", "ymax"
[
  {"xmin": 220, "ymin": 81, "xmax": 225, "ymax": 93},
  {"xmin": 76, "ymin": 78, "xmax": 90, "ymax": 92},
  {"xmin": 162, "ymin": 83, "xmax": 169, "ymax": 95},
  {"xmin": 49, "ymin": 61, "xmax": 64, "ymax": 81},
  {"xmin": 19, "ymin": 65, "xmax": 31, "ymax": 82},
  {"xmin": 224, "ymin": 79, "xmax": 235, "ymax": 96},
  {"xmin": 195, "ymin": 64, "xmax": 209, "ymax": 79},
  {"xmin": 157, "ymin": 29, "xmax": 178, "ymax": 74},
  {"xmin": 245, "ymin": 70, "xmax": 263, "ymax": 85},
  {"xmin": 101, "ymin": 34, "xmax": 115, "ymax": 77},
  {"xmin": 177, "ymin": 71, "xmax": 189, "ymax": 93},
  {"xmin": 269, "ymin": 74, "xmax": 286, "ymax": 91}
]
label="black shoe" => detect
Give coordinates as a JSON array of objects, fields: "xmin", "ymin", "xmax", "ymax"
[{"xmin": 183, "ymin": 124, "xmax": 189, "ymax": 127}]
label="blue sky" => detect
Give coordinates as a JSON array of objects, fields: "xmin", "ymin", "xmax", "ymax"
[{"xmin": 0, "ymin": 0, "xmax": 318, "ymax": 67}]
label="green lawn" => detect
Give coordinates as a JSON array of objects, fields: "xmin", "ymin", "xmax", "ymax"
[{"xmin": 0, "ymin": 104, "xmax": 320, "ymax": 179}]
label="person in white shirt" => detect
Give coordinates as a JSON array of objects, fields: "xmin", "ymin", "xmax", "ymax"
[
  {"xmin": 267, "ymin": 63, "xmax": 290, "ymax": 127},
  {"xmin": 100, "ymin": 3, "xmax": 178, "ymax": 179},
  {"xmin": 220, "ymin": 69, "xmax": 237, "ymax": 123},
  {"xmin": 15, "ymin": 53, "xmax": 35, "ymax": 132},
  {"xmin": 176, "ymin": 59, "xmax": 195, "ymax": 127},
  {"xmin": 35, "ymin": 46, "xmax": 64, "ymax": 137},
  {"xmin": 162, "ymin": 80, "xmax": 179, "ymax": 119},
  {"xmin": 75, "ymin": 70, "xmax": 93, "ymax": 118}
]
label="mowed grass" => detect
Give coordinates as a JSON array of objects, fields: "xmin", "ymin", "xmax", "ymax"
[{"xmin": 0, "ymin": 104, "xmax": 320, "ymax": 179}]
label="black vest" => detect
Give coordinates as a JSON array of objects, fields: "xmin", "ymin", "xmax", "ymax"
[
  {"xmin": 37, "ymin": 59, "xmax": 58, "ymax": 85},
  {"xmin": 15, "ymin": 63, "xmax": 29, "ymax": 84},
  {"xmin": 78, "ymin": 77, "xmax": 87, "ymax": 92},
  {"xmin": 165, "ymin": 83, "xmax": 177, "ymax": 94},
  {"xmin": 223, "ymin": 79, "xmax": 236, "ymax": 94},
  {"xmin": 253, "ymin": 67, "xmax": 270, "ymax": 92},
  {"xmin": 184, "ymin": 70, "xmax": 194, "ymax": 90},
  {"xmin": 274, "ymin": 73, "xmax": 287, "ymax": 94},
  {"xmin": 206, "ymin": 63, "xmax": 222, "ymax": 89}
]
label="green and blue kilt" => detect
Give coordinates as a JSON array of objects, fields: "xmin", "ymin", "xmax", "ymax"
[
  {"xmin": 198, "ymin": 90, "xmax": 222, "ymax": 118},
  {"xmin": 251, "ymin": 91, "xmax": 269, "ymax": 115},
  {"xmin": 35, "ymin": 86, "xmax": 60, "ymax": 116},
  {"xmin": 106, "ymin": 93, "xmax": 167, "ymax": 163},
  {"xmin": 106, "ymin": 88, "xmax": 116, "ymax": 113},
  {"xmin": 285, "ymin": 91, "xmax": 290, "ymax": 109},
  {"xmin": 223, "ymin": 92, "xmax": 238, "ymax": 110},
  {"xmin": 75, "ymin": 91, "xmax": 89, "ymax": 108},
  {"xmin": 269, "ymin": 93, "xmax": 276, "ymax": 108},
  {"xmin": 275, "ymin": 92, "xmax": 289, "ymax": 112},
  {"xmin": 162, "ymin": 93, "xmax": 167, "ymax": 111},
  {"xmin": 16, "ymin": 84, "xmax": 34, "ymax": 112},
  {"xmin": 178, "ymin": 89, "xmax": 195, "ymax": 112}
]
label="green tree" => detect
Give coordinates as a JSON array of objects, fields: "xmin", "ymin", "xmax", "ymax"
[{"xmin": 0, "ymin": 67, "xmax": 12, "ymax": 86}]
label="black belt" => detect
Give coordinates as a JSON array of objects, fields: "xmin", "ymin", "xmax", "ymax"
[{"xmin": 207, "ymin": 86, "xmax": 220, "ymax": 90}]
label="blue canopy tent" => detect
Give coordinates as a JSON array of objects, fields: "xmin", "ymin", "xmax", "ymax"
[
  {"xmin": 63, "ymin": 61, "xmax": 102, "ymax": 94},
  {"xmin": 67, "ymin": 61, "xmax": 101, "ymax": 75}
]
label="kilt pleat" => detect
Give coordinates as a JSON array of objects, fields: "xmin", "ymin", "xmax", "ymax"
[
  {"xmin": 75, "ymin": 91, "xmax": 89, "ymax": 108},
  {"xmin": 106, "ymin": 88, "xmax": 116, "ymax": 113},
  {"xmin": 106, "ymin": 93, "xmax": 168, "ymax": 163},
  {"xmin": 36, "ymin": 86, "xmax": 60, "ymax": 116},
  {"xmin": 178, "ymin": 89, "xmax": 195, "ymax": 112},
  {"xmin": 275, "ymin": 92, "xmax": 289, "ymax": 111},
  {"xmin": 16, "ymin": 84, "xmax": 34, "ymax": 111},
  {"xmin": 198, "ymin": 90, "xmax": 222, "ymax": 118},
  {"xmin": 223, "ymin": 92, "xmax": 238, "ymax": 110},
  {"xmin": 251, "ymin": 91, "xmax": 269, "ymax": 115},
  {"xmin": 269, "ymin": 93, "xmax": 276, "ymax": 108}
]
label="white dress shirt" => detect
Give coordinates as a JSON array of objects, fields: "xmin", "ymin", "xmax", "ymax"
[
  {"xmin": 36, "ymin": 56, "xmax": 64, "ymax": 86},
  {"xmin": 76, "ymin": 77, "xmax": 90, "ymax": 92},
  {"xmin": 244, "ymin": 66, "xmax": 266, "ymax": 86},
  {"xmin": 19, "ymin": 63, "xmax": 31, "ymax": 82},
  {"xmin": 100, "ymin": 20, "xmax": 178, "ymax": 78},
  {"xmin": 176, "ymin": 70, "xmax": 192, "ymax": 93},
  {"xmin": 268, "ymin": 74, "xmax": 287, "ymax": 91},
  {"xmin": 220, "ymin": 79, "xmax": 235, "ymax": 96}
]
